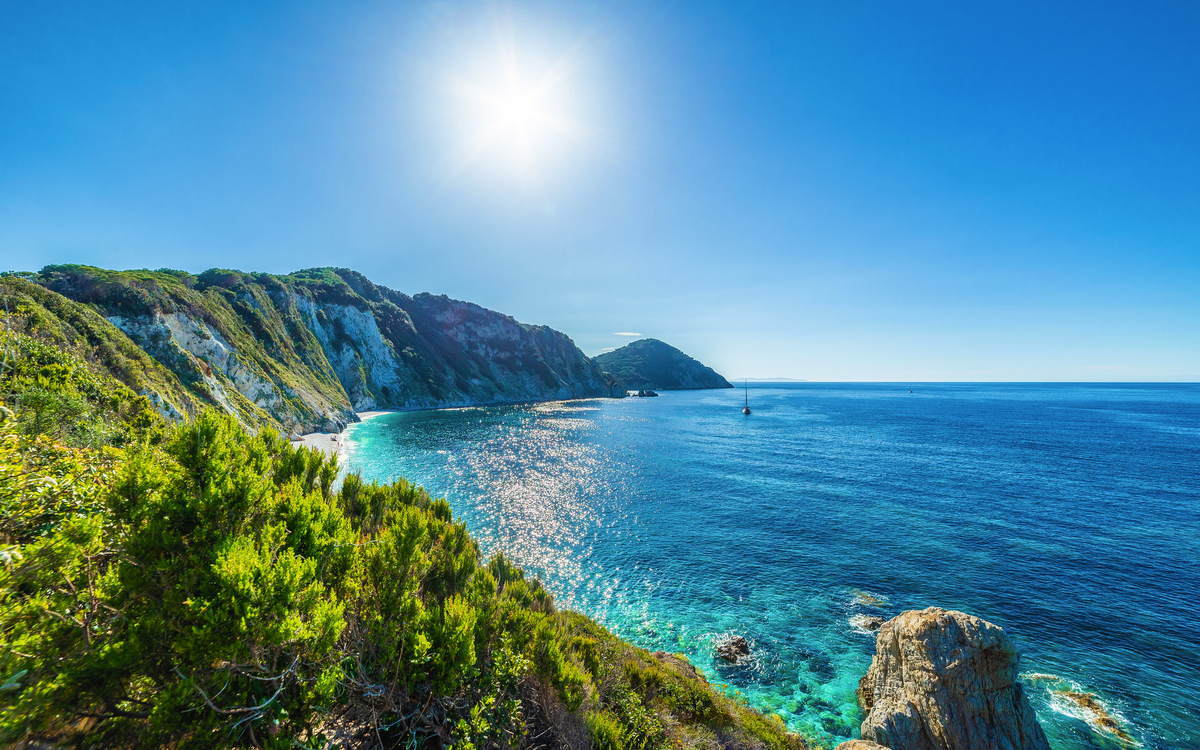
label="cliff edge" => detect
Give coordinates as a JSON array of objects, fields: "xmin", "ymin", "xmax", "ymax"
[
  {"xmin": 4, "ymin": 265, "xmax": 622, "ymax": 435},
  {"xmin": 855, "ymin": 607, "xmax": 1049, "ymax": 750},
  {"xmin": 594, "ymin": 338, "xmax": 732, "ymax": 390}
]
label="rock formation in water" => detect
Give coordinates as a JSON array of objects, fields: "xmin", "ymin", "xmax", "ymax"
[
  {"xmin": 851, "ymin": 615, "xmax": 885, "ymax": 632},
  {"xmin": 715, "ymin": 635, "xmax": 751, "ymax": 664},
  {"xmin": 835, "ymin": 742, "xmax": 889, "ymax": 750},
  {"xmin": 594, "ymin": 338, "xmax": 732, "ymax": 390},
  {"xmin": 856, "ymin": 607, "xmax": 1050, "ymax": 750},
  {"xmin": 2, "ymin": 266, "xmax": 623, "ymax": 434}
]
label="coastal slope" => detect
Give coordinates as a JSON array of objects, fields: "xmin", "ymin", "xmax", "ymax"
[
  {"xmin": 595, "ymin": 338, "xmax": 733, "ymax": 390},
  {"xmin": 0, "ymin": 331, "xmax": 809, "ymax": 750},
  {"xmin": 7, "ymin": 265, "xmax": 622, "ymax": 435}
]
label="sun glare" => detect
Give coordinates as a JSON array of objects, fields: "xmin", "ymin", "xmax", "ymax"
[
  {"xmin": 498, "ymin": 88, "xmax": 536, "ymax": 132},
  {"xmin": 489, "ymin": 82, "xmax": 550, "ymax": 149},
  {"xmin": 438, "ymin": 15, "xmax": 593, "ymax": 185}
]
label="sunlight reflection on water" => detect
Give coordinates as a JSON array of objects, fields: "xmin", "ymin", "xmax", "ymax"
[{"xmin": 343, "ymin": 385, "xmax": 1200, "ymax": 750}]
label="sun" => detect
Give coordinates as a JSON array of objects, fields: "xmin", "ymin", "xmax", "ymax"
[
  {"xmin": 439, "ymin": 18, "xmax": 590, "ymax": 184},
  {"xmin": 487, "ymin": 81, "xmax": 554, "ymax": 151},
  {"xmin": 497, "ymin": 88, "xmax": 538, "ymax": 133}
]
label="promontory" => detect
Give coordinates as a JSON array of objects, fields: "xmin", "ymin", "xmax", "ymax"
[
  {"xmin": 594, "ymin": 338, "xmax": 732, "ymax": 391},
  {"xmin": 0, "ymin": 265, "xmax": 624, "ymax": 435}
]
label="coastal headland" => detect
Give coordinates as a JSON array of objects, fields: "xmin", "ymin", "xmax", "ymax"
[
  {"xmin": 1, "ymin": 266, "xmax": 738, "ymax": 444},
  {"xmin": 0, "ymin": 265, "xmax": 623, "ymax": 437},
  {"xmin": 595, "ymin": 338, "xmax": 733, "ymax": 391},
  {"xmin": 0, "ymin": 264, "xmax": 1066, "ymax": 749}
]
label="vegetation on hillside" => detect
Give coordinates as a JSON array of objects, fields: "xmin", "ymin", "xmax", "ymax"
[
  {"xmin": 0, "ymin": 330, "xmax": 810, "ymax": 750},
  {"xmin": 593, "ymin": 340, "xmax": 731, "ymax": 391},
  {"xmin": 8, "ymin": 265, "xmax": 619, "ymax": 437},
  {"xmin": 0, "ymin": 274, "xmax": 206, "ymax": 427},
  {"xmin": 32, "ymin": 265, "xmax": 357, "ymax": 433}
]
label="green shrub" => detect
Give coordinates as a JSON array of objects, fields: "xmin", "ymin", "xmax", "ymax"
[
  {"xmin": 609, "ymin": 689, "xmax": 665, "ymax": 750},
  {"xmin": 625, "ymin": 661, "xmax": 665, "ymax": 698},
  {"xmin": 739, "ymin": 710, "xmax": 803, "ymax": 750},
  {"xmin": 568, "ymin": 635, "xmax": 601, "ymax": 676},
  {"xmin": 661, "ymin": 678, "xmax": 723, "ymax": 724},
  {"xmin": 0, "ymin": 398, "xmax": 812, "ymax": 750},
  {"xmin": 588, "ymin": 711, "xmax": 627, "ymax": 750},
  {"xmin": 0, "ymin": 408, "xmax": 573, "ymax": 748}
]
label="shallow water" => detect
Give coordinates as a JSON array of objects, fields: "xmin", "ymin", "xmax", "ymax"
[{"xmin": 343, "ymin": 383, "xmax": 1200, "ymax": 749}]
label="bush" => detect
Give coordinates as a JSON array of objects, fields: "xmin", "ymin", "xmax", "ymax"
[
  {"xmin": 0, "ymin": 409, "xmax": 572, "ymax": 748},
  {"xmin": 588, "ymin": 711, "xmax": 627, "ymax": 750},
  {"xmin": 0, "ymin": 397, "xmax": 814, "ymax": 750}
]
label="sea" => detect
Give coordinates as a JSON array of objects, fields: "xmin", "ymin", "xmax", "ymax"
[{"xmin": 342, "ymin": 383, "xmax": 1200, "ymax": 750}]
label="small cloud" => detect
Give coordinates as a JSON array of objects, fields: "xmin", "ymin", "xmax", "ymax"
[
  {"xmin": 614, "ymin": 332, "xmax": 641, "ymax": 336},
  {"xmin": 601, "ymin": 347, "xmax": 615, "ymax": 351}
]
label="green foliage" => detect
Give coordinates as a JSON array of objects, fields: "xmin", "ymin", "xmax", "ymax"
[
  {"xmin": 0, "ymin": 367, "xmax": 809, "ymax": 750},
  {"xmin": 0, "ymin": 276, "xmax": 192, "ymax": 433},
  {"xmin": 533, "ymin": 619, "xmax": 587, "ymax": 711},
  {"xmin": 609, "ymin": 688, "xmax": 666, "ymax": 750},
  {"xmin": 739, "ymin": 710, "xmax": 804, "ymax": 750},
  {"xmin": 659, "ymin": 674, "xmax": 721, "ymax": 724},
  {"xmin": 568, "ymin": 635, "xmax": 601, "ymax": 677},
  {"xmin": 0, "ymin": 327, "xmax": 164, "ymax": 447},
  {"xmin": 452, "ymin": 639, "xmax": 531, "ymax": 750},
  {"xmin": 624, "ymin": 661, "xmax": 664, "ymax": 697},
  {"xmin": 0, "ymin": 407, "xmax": 592, "ymax": 749},
  {"xmin": 587, "ymin": 711, "xmax": 628, "ymax": 750},
  {"xmin": 550, "ymin": 611, "xmax": 813, "ymax": 750},
  {"xmin": 0, "ymin": 428, "xmax": 118, "ymax": 547}
]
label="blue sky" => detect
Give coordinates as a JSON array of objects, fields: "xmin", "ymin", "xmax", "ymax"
[{"xmin": 1, "ymin": 1, "xmax": 1197, "ymax": 381}]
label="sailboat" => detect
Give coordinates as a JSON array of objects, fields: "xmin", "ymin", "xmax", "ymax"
[{"xmin": 743, "ymin": 379, "xmax": 751, "ymax": 414}]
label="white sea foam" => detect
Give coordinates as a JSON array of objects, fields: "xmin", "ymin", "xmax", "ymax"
[
  {"xmin": 1029, "ymin": 673, "xmax": 1140, "ymax": 747},
  {"xmin": 848, "ymin": 614, "xmax": 884, "ymax": 635}
]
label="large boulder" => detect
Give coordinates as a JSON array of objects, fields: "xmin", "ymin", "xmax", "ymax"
[
  {"xmin": 856, "ymin": 607, "xmax": 1049, "ymax": 750},
  {"xmin": 715, "ymin": 635, "xmax": 751, "ymax": 664}
]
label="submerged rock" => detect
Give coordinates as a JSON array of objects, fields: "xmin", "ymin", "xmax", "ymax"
[
  {"xmin": 856, "ymin": 607, "xmax": 1049, "ymax": 750},
  {"xmin": 1050, "ymin": 688, "xmax": 1135, "ymax": 744},
  {"xmin": 835, "ymin": 742, "xmax": 889, "ymax": 750},
  {"xmin": 850, "ymin": 614, "xmax": 886, "ymax": 632},
  {"xmin": 1022, "ymin": 672, "xmax": 1134, "ymax": 743},
  {"xmin": 715, "ymin": 635, "xmax": 751, "ymax": 664},
  {"xmin": 851, "ymin": 589, "xmax": 889, "ymax": 607}
]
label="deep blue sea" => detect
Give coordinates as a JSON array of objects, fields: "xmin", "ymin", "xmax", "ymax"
[{"xmin": 343, "ymin": 384, "xmax": 1199, "ymax": 750}]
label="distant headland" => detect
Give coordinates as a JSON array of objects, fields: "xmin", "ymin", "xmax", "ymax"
[
  {"xmin": 0, "ymin": 265, "xmax": 743, "ymax": 437},
  {"xmin": 594, "ymin": 338, "xmax": 733, "ymax": 391}
]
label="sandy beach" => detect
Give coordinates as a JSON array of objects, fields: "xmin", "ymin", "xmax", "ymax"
[
  {"xmin": 355, "ymin": 411, "xmax": 395, "ymax": 422},
  {"xmin": 290, "ymin": 410, "xmax": 395, "ymax": 462}
]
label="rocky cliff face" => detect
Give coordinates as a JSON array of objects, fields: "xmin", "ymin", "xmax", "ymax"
[
  {"xmin": 25, "ymin": 265, "xmax": 622, "ymax": 434},
  {"xmin": 855, "ymin": 608, "xmax": 1049, "ymax": 750},
  {"xmin": 593, "ymin": 338, "xmax": 731, "ymax": 390}
]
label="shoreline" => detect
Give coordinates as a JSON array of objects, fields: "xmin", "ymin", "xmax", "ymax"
[
  {"xmin": 290, "ymin": 410, "xmax": 397, "ymax": 462},
  {"xmin": 288, "ymin": 397, "xmax": 624, "ymax": 460},
  {"xmin": 285, "ymin": 390, "xmax": 666, "ymax": 463}
]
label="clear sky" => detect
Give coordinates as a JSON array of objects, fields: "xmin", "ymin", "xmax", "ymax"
[{"xmin": 1, "ymin": 1, "xmax": 1197, "ymax": 381}]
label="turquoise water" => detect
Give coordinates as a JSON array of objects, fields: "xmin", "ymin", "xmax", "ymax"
[{"xmin": 343, "ymin": 384, "xmax": 1200, "ymax": 749}]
